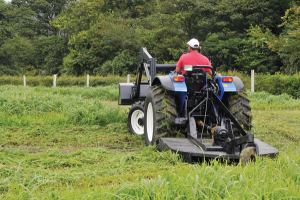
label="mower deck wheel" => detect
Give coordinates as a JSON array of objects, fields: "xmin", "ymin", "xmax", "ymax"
[{"xmin": 240, "ymin": 147, "xmax": 256, "ymax": 164}]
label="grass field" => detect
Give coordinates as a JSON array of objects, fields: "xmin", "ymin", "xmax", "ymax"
[{"xmin": 0, "ymin": 85, "xmax": 299, "ymax": 199}]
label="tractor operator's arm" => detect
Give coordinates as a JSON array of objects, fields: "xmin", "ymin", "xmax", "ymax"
[
  {"xmin": 176, "ymin": 66, "xmax": 182, "ymax": 75},
  {"xmin": 207, "ymin": 69, "xmax": 222, "ymax": 76}
]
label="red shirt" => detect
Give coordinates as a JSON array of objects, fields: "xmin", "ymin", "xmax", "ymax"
[{"xmin": 177, "ymin": 52, "xmax": 212, "ymax": 75}]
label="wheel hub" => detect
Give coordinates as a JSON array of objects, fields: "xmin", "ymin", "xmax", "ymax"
[
  {"xmin": 138, "ymin": 118, "xmax": 144, "ymax": 126},
  {"xmin": 131, "ymin": 110, "xmax": 144, "ymax": 136}
]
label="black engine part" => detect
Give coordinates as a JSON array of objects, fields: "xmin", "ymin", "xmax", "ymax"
[
  {"xmin": 212, "ymin": 127, "xmax": 228, "ymax": 146},
  {"xmin": 184, "ymin": 68, "xmax": 206, "ymax": 94}
]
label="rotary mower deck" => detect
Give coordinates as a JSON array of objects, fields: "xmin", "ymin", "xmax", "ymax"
[{"xmin": 157, "ymin": 138, "xmax": 278, "ymax": 163}]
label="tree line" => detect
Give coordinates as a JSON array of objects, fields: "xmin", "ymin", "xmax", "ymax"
[{"xmin": 0, "ymin": 0, "xmax": 299, "ymax": 76}]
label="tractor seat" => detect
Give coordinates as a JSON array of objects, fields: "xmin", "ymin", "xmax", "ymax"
[{"xmin": 184, "ymin": 68, "xmax": 207, "ymax": 94}]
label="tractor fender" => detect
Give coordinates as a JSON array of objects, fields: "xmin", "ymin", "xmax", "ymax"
[
  {"xmin": 152, "ymin": 76, "xmax": 175, "ymax": 91},
  {"xmin": 152, "ymin": 75, "xmax": 187, "ymax": 113},
  {"xmin": 233, "ymin": 77, "xmax": 244, "ymax": 91},
  {"xmin": 216, "ymin": 76, "xmax": 244, "ymax": 100}
]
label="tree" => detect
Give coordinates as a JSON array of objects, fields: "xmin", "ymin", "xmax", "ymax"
[
  {"xmin": 102, "ymin": 0, "xmax": 156, "ymax": 18},
  {"xmin": 0, "ymin": 0, "xmax": 11, "ymax": 45},
  {"xmin": 250, "ymin": 5, "xmax": 300, "ymax": 74},
  {"xmin": 1, "ymin": 0, "xmax": 297, "ymax": 76},
  {"xmin": 169, "ymin": 0, "xmax": 293, "ymax": 73},
  {"xmin": 0, "ymin": 35, "xmax": 35, "ymax": 75},
  {"xmin": 53, "ymin": 0, "xmax": 184, "ymax": 75},
  {"xmin": 62, "ymin": 15, "xmax": 141, "ymax": 75},
  {"xmin": 0, "ymin": 0, "xmax": 69, "ymax": 75},
  {"xmin": 34, "ymin": 36, "xmax": 69, "ymax": 75},
  {"xmin": 8, "ymin": 0, "xmax": 68, "ymax": 37}
]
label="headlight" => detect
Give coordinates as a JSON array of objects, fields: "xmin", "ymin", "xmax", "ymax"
[{"xmin": 183, "ymin": 65, "xmax": 193, "ymax": 71}]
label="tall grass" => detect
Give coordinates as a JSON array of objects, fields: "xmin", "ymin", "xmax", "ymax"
[
  {"xmin": 249, "ymin": 91, "xmax": 300, "ymax": 110},
  {"xmin": 255, "ymin": 73, "xmax": 300, "ymax": 98},
  {"xmin": 0, "ymin": 85, "xmax": 299, "ymax": 199},
  {"xmin": 2, "ymin": 150, "xmax": 300, "ymax": 199},
  {"xmin": 0, "ymin": 85, "xmax": 123, "ymax": 127},
  {"xmin": 31, "ymin": 84, "xmax": 119, "ymax": 100}
]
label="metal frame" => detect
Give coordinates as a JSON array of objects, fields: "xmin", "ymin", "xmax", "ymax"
[
  {"xmin": 185, "ymin": 87, "xmax": 255, "ymax": 155},
  {"xmin": 131, "ymin": 47, "xmax": 176, "ymax": 99}
]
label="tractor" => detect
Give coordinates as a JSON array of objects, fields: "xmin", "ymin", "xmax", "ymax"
[{"xmin": 119, "ymin": 47, "xmax": 278, "ymax": 163}]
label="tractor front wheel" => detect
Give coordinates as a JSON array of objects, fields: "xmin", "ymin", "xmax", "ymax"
[
  {"xmin": 127, "ymin": 101, "xmax": 144, "ymax": 136},
  {"xmin": 144, "ymin": 85, "xmax": 177, "ymax": 146}
]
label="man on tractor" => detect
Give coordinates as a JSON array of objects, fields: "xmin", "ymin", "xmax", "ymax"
[{"xmin": 176, "ymin": 38, "xmax": 221, "ymax": 76}]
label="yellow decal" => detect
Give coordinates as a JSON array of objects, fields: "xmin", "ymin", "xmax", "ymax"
[{"xmin": 223, "ymin": 84, "xmax": 228, "ymax": 87}]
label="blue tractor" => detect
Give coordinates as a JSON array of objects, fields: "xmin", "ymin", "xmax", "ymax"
[{"xmin": 119, "ymin": 47, "xmax": 278, "ymax": 163}]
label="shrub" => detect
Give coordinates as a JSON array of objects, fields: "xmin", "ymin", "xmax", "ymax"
[
  {"xmin": 0, "ymin": 75, "xmax": 140, "ymax": 87},
  {"xmin": 0, "ymin": 72, "xmax": 299, "ymax": 98},
  {"xmin": 255, "ymin": 73, "xmax": 300, "ymax": 98}
]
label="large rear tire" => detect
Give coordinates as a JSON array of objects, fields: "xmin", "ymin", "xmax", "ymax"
[
  {"xmin": 226, "ymin": 90, "xmax": 252, "ymax": 135},
  {"xmin": 127, "ymin": 101, "xmax": 144, "ymax": 136},
  {"xmin": 144, "ymin": 85, "xmax": 177, "ymax": 146}
]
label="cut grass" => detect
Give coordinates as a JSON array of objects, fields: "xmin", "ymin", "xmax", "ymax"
[
  {"xmin": 0, "ymin": 85, "xmax": 300, "ymax": 199},
  {"xmin": 251, "ymin": 110, "xmax": 300, "ymax": 150}
]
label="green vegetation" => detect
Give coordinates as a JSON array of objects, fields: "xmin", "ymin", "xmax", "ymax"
[
  {"xmin": 0, "ymin": 85, "xmax": 124, "ymax": 127},
  {"xmin": 250, "ymin": 5, "xmax": 300, "ymax": 74},
  {"xmin": 249, "ymin": 91, "xmax": 300, "ymax": 110},
  {"xmin": 1, "ymin": 0, "xmax": 300, "ymax": 76},
  {"xmin": 0, "ymin": 75, "xmax": 139, "ymax": 87},
  {"xmin": 1, "ymin": 72, "xmax": 300, "ymax": 98},
  {"xmin": 255, "ymin": 73, "xmax": 300, "ymax": 98},
  {"xmin": 1, "ymin": 0, "xmax": 299, "ymax": 197},
  {"xmin": 0, "ymin": 85, "xmax": 299, "ymax": 199}
]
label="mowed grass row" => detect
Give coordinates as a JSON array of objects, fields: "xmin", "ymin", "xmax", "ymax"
[{"xmin": 0, "ymin": 85, "xmax": 299, "ymax": 199}]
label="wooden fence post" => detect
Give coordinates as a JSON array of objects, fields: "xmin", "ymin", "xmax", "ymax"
[
  {"xmin": 23, "ymin": 75, "xmax": 26, "ymax": 86},
  {"xmin": 87, "ymin": 74, "xmax": 89, "ymax": 87},
  {"xmin": 53, "ymin": 74, "xmax": 56, "ymax": 87},
  {"xmin": 251, "ymin": 70, "xmax": 254, "ymax": 92},
  {"xmin": 127, "ymin": 74, "xmax": 130, "ymax": 83}
]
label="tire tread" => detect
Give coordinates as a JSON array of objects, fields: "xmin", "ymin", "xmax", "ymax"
[
  {"xmin": 226, "ymin": 90, "xmax": 252, "ymax": 134},
  {"xmin": 144, "ymin": 85, "xmax": 178, "ymax": 145}
]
